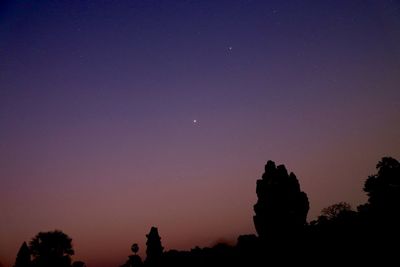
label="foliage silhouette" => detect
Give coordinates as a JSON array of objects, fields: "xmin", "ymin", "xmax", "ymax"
[
  {"xmin": 131, "ymin": 244, "xmax": 139, "ymax": 255},
  {"xmin": 321, "ymin": 202, "xmax": 353, "ymax": 220},
  {"xmin": 253, "ymin": 160, "xmax": 309, "ymax": 239},
  {"xmin": 306, "ymin": 157, "xmax": 400, "ymax": 265},
  {"xmin": 311, "ymin": 202, "xmax": 358, "ymax": 235},
  {"xmin": 71, "ymin": 261, "xmax": 86, "ymax": 267},
  {"xmin": 120, "ymin": 255, "xmax": 143, "ymax": 267},
  {"xmin": 359, "ymin": 157, "xmax": 400, "ymax": 264},
  {"xmin": 120, "ymin": 243, "xmax": 142, "ymax": 267},
  {"xmin": 14, "ymin": 242, "xmax": 31, "ymax": 267},
  {"xmin": 14, "ymin": 157, "xmax": 400, "ymax": 267},
  {"xmin": 363, "ymin": 157, "xmax": 400, "ymax": 221},
  {"xmin": 29, "ymin": 230, "xmax": 74, "ymax": 267}
]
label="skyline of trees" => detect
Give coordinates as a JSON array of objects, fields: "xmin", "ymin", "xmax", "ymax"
[{"xmin": 12, "ymin": 156, "xmax": 400, "ymax": 267}]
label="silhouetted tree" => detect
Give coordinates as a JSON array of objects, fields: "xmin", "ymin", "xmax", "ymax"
[
  {"xmin": 363, "ymin": 157, "xmax": 400, "ymax": 220},
  {"xmin": 29, "ymin": 230, "xmax": 74, "ymax": 267},
  {"xmin": 357, "ymin": 156, "xmax": 400, "ymax": 264},
  {"xmin": 131, "ymin": 243, "xmax": 139, "ymax": 255},
  {"xmin": 321, "ymin": 202, "xmax": 352, "ymax": 220},
  {"xmin": 313, "ymin": 202, "xmax": 358, "ymax": 230},
  {"xmin": 145, "ymin": 227, "xmax": 163, "ymax": 266},
  {"xmin": 120, "ymin": 242, "xmax": 143, "ymax": 267},
  {"xmin": 306, "ymin": 157, "xmax": 400, "ymax": 265},
  {"xmin": 253, "ymin": 160, "xmax": 309, "ymax": 239},
  {"xmin": 14, "ymin": 242, "xmax": 31, "ymax": 267}
]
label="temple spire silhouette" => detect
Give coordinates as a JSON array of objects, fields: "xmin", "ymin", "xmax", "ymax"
[
  {"xmin": 253, "ymin": 160, "xmax": 309, "ymax": 239},
  {"xmin": 145, "ymin": 227, "xmax": 163, "ymax": 266}
]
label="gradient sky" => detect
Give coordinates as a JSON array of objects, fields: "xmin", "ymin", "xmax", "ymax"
[{"xmin": 1, "ymin": 1, "xmax": 400, "ymax": 266}]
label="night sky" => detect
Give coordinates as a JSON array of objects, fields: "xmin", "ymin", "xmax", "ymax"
[{"xmin": 1, "ymin": 1, "xmax": 400, "ymax": 267}]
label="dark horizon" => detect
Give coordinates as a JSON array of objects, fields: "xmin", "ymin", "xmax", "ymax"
[
  {"xmin": 9, "ymin": 156, "xmax": 400, "ymax": 267},
  {"xmin": 1, "ymin": 1, "xmax": 400, "ymax": 267}
]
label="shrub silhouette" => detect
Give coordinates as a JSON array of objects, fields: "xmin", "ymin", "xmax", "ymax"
[
  {"xmin": 120, "ymin": 255, "xmax": 142, "ymax": 267},
  {"xmin": 253, "ymin": 160, "xmax": 309, "ymax": 239},
  {"xmin": 71, "ymin": 261, "xmax": 86, "ymax": 267}
]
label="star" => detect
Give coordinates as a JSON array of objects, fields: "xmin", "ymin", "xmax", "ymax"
[
  {"xmin": 193, "ymin": 119, "xmax": 197, "ymax": 123},
  {"xmin": 228, "ymin": 46, "xmax": 233, "ymax": 51}
]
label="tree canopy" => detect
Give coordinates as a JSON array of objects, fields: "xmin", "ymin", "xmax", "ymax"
[
  {"xmin": 364, "ymin": 157, "xmax": 400, "ymax": 210},
  {"xmin": 29, "ymin": 230, "xmax": 74, "ymax": 267}
]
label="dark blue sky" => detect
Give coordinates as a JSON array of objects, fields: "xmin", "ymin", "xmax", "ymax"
[{"xmin": 1, "ymin": 1, "xmax": 400, "ymax": 267}]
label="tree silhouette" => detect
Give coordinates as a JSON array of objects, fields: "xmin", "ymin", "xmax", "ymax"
[
  {"xmin": 29, "ymin": 230, "xmax": 74, "ymax": 267},
  {"xmin": 361, "ymin": 157, "xmax": 400, "ymax": 263},
  {"xmin": 131, "ymin": 243, "xmax": 139, "ymax": 255},
  {"xmin": 145, "ymin": 227, "xmax": 163, "ymax": 266},
  {"xmin": 253, "ymin": 160, "xmax": 309, "ymax": 239},
  {"xmin": 14, "ymin": 242, "xmax": 31, "ymax": 267},
  {"xmin": 120, "ymin": 243, "xmax": 142, "ymax": 267},
  {"xmin": 14, "ymin": 157, "xmax": 400, "ymax": 267},
  {"xmin": 321, "ymin": 202, "xmax": 352, "ymax": 220},
  {"xmin": 312, "ymin": 202, "xmax": 358, "ymax": 232},
  {"xmin": 359, "ymin": 155, "xmax": 400, "ymax": 255},
  {"xmin": 364, "ymin": 157, "xmax": 400, "ymax": 216}
]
